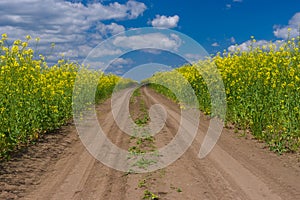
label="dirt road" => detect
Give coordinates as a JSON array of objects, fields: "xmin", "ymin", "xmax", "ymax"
[{"xmin": 1, "ymin": 87, "xmax": 300, "ymax": 200}]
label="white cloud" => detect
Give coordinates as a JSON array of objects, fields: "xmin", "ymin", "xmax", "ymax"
[
  {"xmin": 108, "ymin": 58, "xmax": 133, "ymax": 73},
  {"xmin": 112, "ymin": 58, "xmax": 133, "ymax": 65},
  {"xmin": 150, "ymin": 15, "xmax": 180, "ymax": 28},
  {"xmin": 91, "ymin": 48, "xmax": 123, "ymax": 57},
  {"xmin": 226, "ymin": 0, "xmax": 242, "ymax": 10},
  {"xmin": 96, "ymin": 22, "xmax": 125, "ymax": 36},
  {"xmin": 230, "ymin": 37, "xmax": 236, "ymax": 44},
  {"xmin": 0, "ymin": 0, "xmax": 146, "ymax": 63},
  {"xmin": 112, "ymin": 33, "xmax": 182, "ymax": 50},
  {"xmin": 141, "ymin": 49, "xmax": 163, "ymax": 55},
  {"xmin": 185, "ymin": 53, "xmax": 204, "ymax": 62},
  {"xmin": 114, "ymin": 69, "xmax": 124, "ymax": 75},
  {"xmin": 228, "ymin": 12, "xmax": 300, "ymax": 52},
  {"xmin": 273, "ymin": 12, "xmax": 300, "ymax": 39},
  {"xmin": 126, "ymin": 0, "xmax": 147, "ymax": 19},
  {"xmin": 226, "ymin": 4, "xmax": 232, "ymax": 9},
  {"xmin": 211, "ymin": 42, "xmax": 220, "ymax": 47},
  {"xmin": 228, "ymin": 40, "xmax": 270, "ymax": 52}
]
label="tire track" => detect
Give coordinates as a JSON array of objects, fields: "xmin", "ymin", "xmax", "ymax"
[
  {"xmin": 18, "ymin": 87, "xmax": 300, "ymax": 200},
  {"xmin": 143, "ymin": 87, "xmax": 298, "ymax": 200}
]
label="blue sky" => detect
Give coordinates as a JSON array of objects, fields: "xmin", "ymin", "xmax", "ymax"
[
  {"xmin": 115, "ymin": 0, "xmax": 300, "ymax": 53},
  {"xmin": 0, "ymin": 0, "xmax": 300, "ymax": 78}
]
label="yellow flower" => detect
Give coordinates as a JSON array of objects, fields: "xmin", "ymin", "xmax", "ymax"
[
  {"xmin": 22, "ymin": 42, "xmax": 28, "ymax": 48},
  {"xmin": 26, "ymin": 35, "xmax": 31, "ymax": 40},
  {"xmin": 11, "ymin": 45, "xmax": 19, "ymax": 53},
  {"xmin": 1, "ymin": 33, "xmax": 7, "ymax": 39}
]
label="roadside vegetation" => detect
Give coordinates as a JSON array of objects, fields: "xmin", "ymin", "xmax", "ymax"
[
  {"xmin": 1, "ymin": 32, "xmax": 299, "ymax": 160},
  {"xmin": 146, "ymin": 36, "xmax": 300, "ymax": 153},
  {"xmin": 0, "ymin": 34, "xmax": 133, "ymax": 159}
]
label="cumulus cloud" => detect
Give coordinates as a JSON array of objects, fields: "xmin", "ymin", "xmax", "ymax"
[
  {"xmin": 112, "ymin": 58, "xmax": 133, "ymax": 65},
  {"xmin": 226, "ymin": 0, "xmax": 242, "ymax": 10},
  {"xmin": 0, "ymin": 0, "xmax": 146, "ymax": 63},
  {"xmin": 126, "ymin": 0, "xmax": 148, "ymax": 19},
  {"xmin": 185, "ymin": 53, "xmax": 204, "ymax": 62},
  {"xmin": 90, "ymin": 48, "xmax": 123, "ymax": 57},
  {"xmin": 226, "ymin": 4, "xmax": 232, "ymax": 9},
  {"xmin": 82, "ymin": 32, "xmax": 184, "ymax": 71},
  {"xmin": 108, "ymin": 58, "xmax": 133, "ymax": 73},
  {"xmin": 150, "ymin": 15, "xmax": 180, "ymax": 28},
  {"xmin": 141, "ymin": 49, "xmax": 163, "ymax": 55},
  {"xmin": 273, "ymin": 12, "xmax": 300, "ymax": 39},
  {"xmin": 228, "ymin": 40, "xmax": 270, "ymax": 52},
  {"xmin": 228, "ymin": 12, "xmax": 299, "ymax": 52},
  {"xmin": 211, "ymin": 42, "xmax": 220, "ymax": 47},
  {"xmin": 230, "ymin": 37, "xmax": 236, "ymax": 44},
  {"xmin": 0, "ymin": 0, "xmax": 146, "ymax": 30},
  {"xmin": 96, "ymin": 22, "xmax": 125, "ymax": 36},
  {"xmin": 112, "ymin": 33, "xmax": 182, "ymax": 50}
]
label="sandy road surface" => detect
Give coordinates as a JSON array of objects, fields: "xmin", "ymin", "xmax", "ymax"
[{"xmin": 1, "ymin": 87, "xmax": 300, "ymax": 200}]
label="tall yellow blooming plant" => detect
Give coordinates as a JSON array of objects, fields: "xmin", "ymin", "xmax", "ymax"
[
  {"xmin": 0, "ymin": 35, "xmax": 125, "ymax": 159},
  {"xmin": 147, "ymin": 37, "xmax": 299, "ymax": 153},
  {"xmin": 0, "ymin": 34, "xmax": 79, "ymax": 157},
  {"xmin": 214, "ymin": 37, "xmax": 300, "ymax": 153}
]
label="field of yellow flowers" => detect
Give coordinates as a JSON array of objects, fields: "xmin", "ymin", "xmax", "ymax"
[
  {"xmin": 0, "ymin": 34, "xmax": 132, "ymax": 159},
  {"xmin": 1, "ymin": 33, "xmax": 299, "ymax": 158},
  {"xmin": 147, "ymin": 37, "xmax": 300, "ymax": 153}
]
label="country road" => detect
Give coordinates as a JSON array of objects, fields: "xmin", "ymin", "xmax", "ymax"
[{"xmin": 1, "ymin": 87, "xmax": 300, "ymax": 200}]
